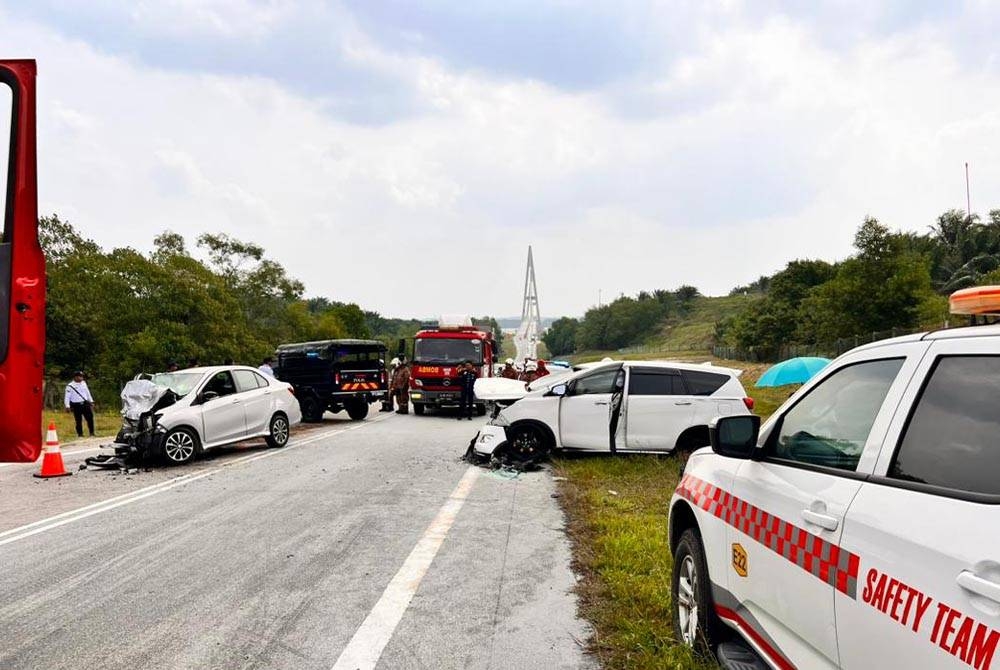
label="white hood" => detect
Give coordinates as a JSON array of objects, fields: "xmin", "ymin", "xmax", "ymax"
[
  {"xmin": 474, "ymin": 377, "xmax": 529, "ymax": 402},
  {"xmin": 120, "ymin": 379, "xmax": 170, "ymax": 421}
]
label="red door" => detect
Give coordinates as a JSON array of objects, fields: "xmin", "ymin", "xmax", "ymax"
[{"xmin": 0, "ymin": 60, "xmax": 46, "ymax": 462}]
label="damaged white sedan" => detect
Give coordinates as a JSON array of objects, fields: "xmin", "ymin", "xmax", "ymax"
[
  {"xmin": 109, "ymin": 366, "xmax": 302, "ymax": 465},
  {"xmin": 471, "ymin": 360, "xmax": 753, "ymax": 463}
]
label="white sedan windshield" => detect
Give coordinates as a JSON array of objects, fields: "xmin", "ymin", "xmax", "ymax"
[{"xmin": 151, "ymin": 372, "xmax": 203, "ymax": 398}]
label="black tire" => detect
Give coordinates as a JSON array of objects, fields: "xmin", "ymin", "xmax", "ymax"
[
  {"xmin": 346, "ymin": 399, "xmax": 369, "ymax": 421},
  {"xmin": 161, "ymin": 427, "xmax": 201, "ymax": 465},
  {"xmin": 675, "ymin": 427, "xmax": 710, "ymax": 454},
  {"xmin": 671, "ymin": 528, "xmax": 723, "ymax": 652},
  {"xmin": 413, "ymin": 403, "xmax": 425, "ymax": 416},
  {"xmin": 475, "ymin": 403, "xmax": 487, "ymax": 416},
  {"xmin": 506, "ymin": 424, "xmax": 551, "ymax": 464},
  {"xmin": 300, "ymin": 395, "xmax": 324, "ymax": 423},
  {"xmin": 266, "ymin": 413, "xmax": 290, "ymax": 448}
]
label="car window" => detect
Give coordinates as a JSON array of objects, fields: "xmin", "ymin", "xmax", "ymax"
[
  {"xmin": 681, "ymin": 370, "xmax": 729, "ymax": 395},
  {"xmin": 572, "ymin": 368, "xmax": 618, "ymax": 395},
  {"xmin": 628, "ymin": 369, "xmax": 684, "ymax": 395},
  {"xmin": 889, "ymin": 356, "xmax": 1000, "ymax": 496},
  {"xmin": 233, "ymin": 370, "xmax": 261, "ymax": 393},
  {"xmin": 252, "ymin": 371, "xmax": 270, "ymax": 388},
  {"xmin": 766, "ymin": 358, "xmax": 904, "ymax": 472},
  {"xmin": 203, "ymin": 371, "xmax": 238, "ymax": 398}
]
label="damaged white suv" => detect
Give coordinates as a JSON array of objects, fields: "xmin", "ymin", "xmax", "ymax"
[{"xmin": 472, "ymin": 360, "xmax": 752, "ymax": 462}]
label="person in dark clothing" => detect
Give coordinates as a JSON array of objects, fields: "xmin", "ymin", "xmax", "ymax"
[{"xmin": 456, "ymin": 361, "xmax": 477, "ymax": 420}]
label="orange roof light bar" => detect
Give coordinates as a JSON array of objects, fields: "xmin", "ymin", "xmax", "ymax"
[{"xmin": 949, "ymin": 285, "xmax": 1000, "ymax": 316}]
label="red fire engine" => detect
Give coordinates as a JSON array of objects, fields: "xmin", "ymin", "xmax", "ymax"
[{"xmin": 408, "ymin": 315, "xmax": 496, "ymax": 416}]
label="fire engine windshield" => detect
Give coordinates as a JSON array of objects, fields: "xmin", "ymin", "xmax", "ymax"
[{"xmin": 414, "ymin": 338, "xmax": 483, "ymax": 364}]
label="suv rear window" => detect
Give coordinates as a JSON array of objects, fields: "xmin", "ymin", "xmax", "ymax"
[
  {"xmin": 681, "ymin": 370, "xmax": 728, "ymax": 395},
  {"xmin": 629, "ymin": 369, "xmax": 684, "ymax": 395},
  {"xmin": 889, "ymin": 356, "xmax": 1000, "ymax": 496}
]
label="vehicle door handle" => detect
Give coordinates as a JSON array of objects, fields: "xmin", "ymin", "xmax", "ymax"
[
  {"xmin": 593, "ymin": 400, "xmax": 609, "ymax": 406},
  {"xmin": 674, "ymin": 401, "xmax": 692, "ymax": 406},
  {"xmin": 801, "ymin": 509, "xmax": 839, "ymax": 531},
  {"xmin": 231, "ymin": 399, "xmax": 240, "ymax": 404},
  {"xmin": 957, "ymin": 571, "xmax": 1000, "ymax": 604}
]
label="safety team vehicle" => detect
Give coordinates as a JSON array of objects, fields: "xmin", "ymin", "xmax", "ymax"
[
  {"xmin": 669, "ymin": 285, "xmax": 1000, "ymax": 670},
  {"xmin": 274, "ymin": 339, "xmax": 388, "ymax": 422},
  {"xmin": 409, "ymin": 315, "xmax": 497, "ymax": 416}
]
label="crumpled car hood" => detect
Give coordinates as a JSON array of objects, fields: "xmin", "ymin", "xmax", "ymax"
[{"xmin": 120, "ymin": 380, "xmax": 172, "ymax": 421}]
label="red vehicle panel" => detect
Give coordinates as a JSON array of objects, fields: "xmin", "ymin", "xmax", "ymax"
[{"xmin": 0, "ymin": 60, "xmax": 46, "ymax": 462}]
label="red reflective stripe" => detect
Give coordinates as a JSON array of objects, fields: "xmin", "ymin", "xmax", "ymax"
[
  {"xmin": 715, "ymin": 605, "xmax": 797, "ymax": 670},
  {"xmin": 676, "ymin": 475, "xmax": 860, "ymax": 599}
]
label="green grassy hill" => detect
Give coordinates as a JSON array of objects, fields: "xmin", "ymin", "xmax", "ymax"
[{"xmin": 650, "ymin": 294, "xmax": 758, "ymax": 350}]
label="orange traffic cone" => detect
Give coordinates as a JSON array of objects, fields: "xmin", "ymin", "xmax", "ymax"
[{"xmin": 34, "ymin": 422, "xmax": 72, "ymax": 479}]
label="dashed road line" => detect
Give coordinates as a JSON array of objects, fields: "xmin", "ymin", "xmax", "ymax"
[{"xmin": 331, "ymin": 465, "xmax": 480, "ymax": 670}]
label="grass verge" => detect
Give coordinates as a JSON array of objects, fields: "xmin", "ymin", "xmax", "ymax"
[
  {"xmin": 552, "ymin": 355, "xmax": 797, "ymax": 669},
  {"xmin": 553, "ymin": 454, "xmax": 716, "ymax": 670},
  {"xmin": 43, "ymin": 409, "xmax": 120, "ymax": 442}
]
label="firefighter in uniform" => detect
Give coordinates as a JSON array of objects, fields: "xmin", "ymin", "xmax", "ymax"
[
  {"xmin": 390, "ymin": 356, "xmax": 410, "ymax": 414},
  {"xmin": 501, "ymin": 358, "xmax": 518, "ymax": 379},
  {"xmin": 381, "ymin": 358, "xmax": 399, "ymax": 412}
]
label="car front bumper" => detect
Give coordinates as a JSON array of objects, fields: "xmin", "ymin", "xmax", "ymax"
[{"xmin": 472, "ymin": 424, "xmax": 508, "ymax": 458}]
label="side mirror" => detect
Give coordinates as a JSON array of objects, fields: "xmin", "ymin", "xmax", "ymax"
[
  {"xmin": 709, "ymin": 415, "xmax": 761, "ymax": 459},
  {"xmin": 548, "ymin": 383, "xmax": 568, "ymax": 397},
  {"xmin": 200, "ymin": 390, "xmax": 220, "ymax": 404}
]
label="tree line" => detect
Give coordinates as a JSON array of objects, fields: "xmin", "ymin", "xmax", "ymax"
[
  {"xmin": 542, "ymin": 286, "xmax": 701, "ymax": 355},
  {"xmin": 41, "ymin": 215, "xmax": 501, "ymax": 402},
  {"xmin": 716, "ymin": 209, "xmax": 1000, "ymax": 357},
  {"xmin": 543, "ymin": 208, "xmax": 1000, "ymax": 359}
]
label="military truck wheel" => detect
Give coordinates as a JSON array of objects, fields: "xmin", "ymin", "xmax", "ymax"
[
  {"xmin": 346, "ymin": 399, "xmax": 369, "ymax": 421},
  {"xmin": 413, "ymin": 403, "xmax": 425, "ymax": 416},
  {"xmin": 300, "ymin": 396, "xmax": 324, "ymax": 423}
]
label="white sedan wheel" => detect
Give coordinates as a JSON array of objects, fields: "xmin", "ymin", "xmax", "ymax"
[{"xmin": 163, "ymin": 429, "xmax": 197, "ymax": 463}]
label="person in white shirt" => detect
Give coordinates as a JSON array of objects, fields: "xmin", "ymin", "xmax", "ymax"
[
  {"xmin": 259, "ymin": 357, "xmax": 275, "ymax": 377},
  {"xmin": 64, "ymin": 370, "xmax": 96, "ymax": 437}
]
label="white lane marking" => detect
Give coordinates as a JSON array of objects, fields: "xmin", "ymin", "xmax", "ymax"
[
  {"xmin": 0, "ymin": 416, "xmax": 392, "ymax": 548},
  {"xmin": 0, "ymin": 446, "xmax": 103, "ymax": 469},
  {"xmin": 331, "ymin": 465, "xmax": 480, "ymax": 670}
]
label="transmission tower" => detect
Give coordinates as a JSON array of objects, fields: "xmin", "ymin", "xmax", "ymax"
[{"xmin": 515, "ymin": 246, "xmax": 542, "ymax": 362}]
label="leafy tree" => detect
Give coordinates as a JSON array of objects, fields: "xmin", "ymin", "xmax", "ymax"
[
  {"xmin": 796, "ymin": 219, "xmax": 933, "ymax": 342},
  {"xmin": 543, "ymin": 317, "xmax": 579, "ymax": 356}
]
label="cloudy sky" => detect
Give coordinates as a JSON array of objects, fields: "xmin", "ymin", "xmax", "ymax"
[{"xmin": 4, "ymin": 1, "xmax": 1000, "ymax": 318}]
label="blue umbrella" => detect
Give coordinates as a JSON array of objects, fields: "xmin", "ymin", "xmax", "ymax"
[{"xmin": 755, "ymin": 357, "xmax": 831, "ymax": 388}]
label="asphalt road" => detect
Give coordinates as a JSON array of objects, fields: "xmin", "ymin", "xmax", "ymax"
[{"xmin": 0, "ymin": 411, "xmax": 594, "ymax": 670}]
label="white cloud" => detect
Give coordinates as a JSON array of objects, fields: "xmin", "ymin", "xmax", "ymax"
[{"xmin": 5, "ymin": 3, "xmax": 1000, "ymax": 320}]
